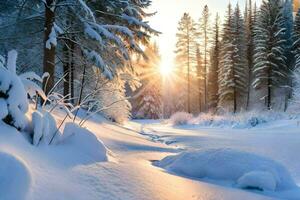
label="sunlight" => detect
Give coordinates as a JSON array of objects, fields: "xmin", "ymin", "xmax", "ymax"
[
  {"xmin": 160, "ymin": 65, "xmax": 172, "ymax": 76},
  {"xmin": 159, "ymin": 60, "xmax": 173, "ymax": 77}
]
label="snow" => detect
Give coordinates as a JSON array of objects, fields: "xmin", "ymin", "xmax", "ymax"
[
  {"xmin": 1, "ymin": 106, "xmax": 300, "ymax": 199},
  {"xmin": 32, "ymin": 111, "xmax": 44, "ymax": 146},
  {"xmin": 59, "ymin": 123, "xmax": 109, "ymax": 162},
  {"xmin": 0, "ymin": 152, "xmax": 31, "ymax": 200},
  {"xmin": 0, "ymin": 51, "xmax": 29, "ymax": 130},
  {"xmin": 7, "ymin": 50, "xmax": 17, "ymax": 74},
  {"xmin": 45, "ymin": 26, "xmax": 57, "ymax": 49},
  {"xmin": 237, "ymin": 171, "xmax": 277, "ymax": 191},
  {"xmin": 156, "ymin": 148, "xmax": 296, "ymax": 191}
]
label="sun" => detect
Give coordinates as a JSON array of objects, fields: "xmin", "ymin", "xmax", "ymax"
[
  {"xmin": 160, "ymin": 66, "xmax": 172, "ymax": 76},
  {"xmin": 159, "ymin": 60, "xmax": 173, "ymax": 77}
]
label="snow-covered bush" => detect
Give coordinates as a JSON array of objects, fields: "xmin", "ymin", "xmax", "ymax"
[
  {"xmin": 31, "ymin": 110, "xmax": 60, "ymax": 146},
  {"xmin": 0, "ymin": 51, "xmax": 29, "ymax": 130},
  {"xmin": 168, "ymin": 111, "xmax": 288, "ymax": 129},
  {"xmin": 0, "ymin": 50, "xmax": 47, "ymax": 131},
  {"xmin": 156, "ymin": 148, "xmax": 296, "ymax": 192},
  {"xmin": 169, "ymin": 112, "xmax": 193, "ymax": 126}
]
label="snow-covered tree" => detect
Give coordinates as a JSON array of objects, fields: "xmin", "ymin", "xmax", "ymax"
[
  {"xmin": 218, "ymin": 4, "xmax": 234, "ymax": 111},
  {"xmin": 0, "ymin": 0, "xmax": 158, "ymax": 98},
  {"xmin": 293, "ymin": 7, "xmax": 300, "ymax": 70},
  {"xmin": 283, "ymin": 0, "xmax": 295, "ymax": 110},
  {"xmin": 218, "ymin": 4, "xmax": 247, "ymax": 113},
  {"xmin": 175, "ymin": 13, "xmax": 198, "ymax": 113},
  {"xmin": 132, "ymin": 43, "xmax": 162, "ymax": 119},
  {"xmin": 253, "ymin": 0, "xmax": 287, "ymax": 110}
]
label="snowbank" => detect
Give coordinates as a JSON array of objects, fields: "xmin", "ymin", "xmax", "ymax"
[
  {"xmin": 168, "ymin": 111, "xmax": 289, "ymax": 128},
  {"xmin": 0, "ymin": 152, "xmax": 31, "ymax": 200},
  {"xmin": 156, "ymin": 148, "xmax": 296, "ymax": 192},
  {"xmin": 59, "ymin": 123, "xmax": 109, "ymax": 162}
]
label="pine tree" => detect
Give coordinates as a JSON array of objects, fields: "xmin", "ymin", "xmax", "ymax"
[
  {"xmin": 0, "ymin": 0, "xmax": 158, "ymax": 99},
  {"xmin": 232, "ymin": 4, "xmax": 248, "ymax": 111},
  {"xmin": 132, "ymin": 43, "xmax": 162, "ymax": 119},
  {"xmin": 283, "ymin": 0, "xmax": 294, "ymax": 111},
  {"xmin": 245, "ymin": 0, "xmax": 255, "ymax": 109},
  {"xmin": 253, "ymin": 0, "xmax": 287, "ymax": 110},
  {"xmin": 208, "ymin": 14, "xmax": 220, "ymax": 110},
  {"xmin": 293, "ymin": 8, "xmax": 300, "ymax": 70},
  {"xmin": 175, "ymin": 13, "xmax": 197, "ymax": 113},
  {"xmin": 218, "ymin": 4, "xmax": 247, "ymax": 113},
  {"xmin": 198, "ymin": 5, "xmax": 211, "ymax": 111},
  {"xmin": 218, "ymin": 3, "xmax": 234, "ymax": 111}
]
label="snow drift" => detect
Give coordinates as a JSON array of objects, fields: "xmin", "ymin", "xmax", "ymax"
[
  {"xmin": 60, "ymin": 123, "xmax": 110, "ymax": 162},
  {"xmin": 156, "ymin": 148, "xmax": 296, "ymax": 192},
  {"xmin": 0, "ymin": 152, "xmax": 31, "ymax": 200}
]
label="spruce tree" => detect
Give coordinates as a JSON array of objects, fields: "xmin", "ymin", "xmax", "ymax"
[
  {"xmin": 293, "ymin": 8, "xmax": 300, "ymax": 70},
  {"xmin": 218, "ymin": 3, "xmax": 234, "ymax": 111},
  {"xmin": 245, "ymin": 0, "xmax": 255, "ymax": 109},
  {"xmin": 218, "ymin": 4, "xmax": 247, "ymax": 113},
  {"xmin": 283, "ymin": 0, "xmax": 294, "ymax": 111},
  {"xmin": 232, "ymin": 4, "xmax": 248, "ymax": 111},
  {"xmin": 253, "ymin": 0, "xmax": 287, "ymax": 110}
]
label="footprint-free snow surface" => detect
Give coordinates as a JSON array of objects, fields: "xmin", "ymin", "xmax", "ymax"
[{"xmin": 1, "ymin": 113, "xmax": 300, "ymax": 199}]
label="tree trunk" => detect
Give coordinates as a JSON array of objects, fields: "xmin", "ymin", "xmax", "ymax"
[
  {"xmin": 233, "ymin": 88, "xmax": 237, "ymax": 113},
  {"xmin": 267, "ymin": 73, "xmax": 272, "ymax": 110},
  {"xmin": 43, "ymin": 0, "xmax": 55, "ymax": 96},
  {"xmin": 70, "ymin": 40, "xmax": 75, "ymax": 104},
  {"xmin": 246, "ymin": 67, "xmax": 251, "ymax": 110},
  {"xmin": 63, "ymin": 43, "xmax": 70, "ymax": 100},
  {"xmin": 187, "ymin": 26, "xmax": 191, "ymax": 113}
]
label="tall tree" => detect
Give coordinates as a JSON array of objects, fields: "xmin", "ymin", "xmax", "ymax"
[
  {"xmin": 245, "ymin": 0, "xmax": 255, "ymax": 110},
  {"xmin": 253, "ymin": 0, "xmax": 287, "ymax": 110},
  {"xmin": 218, "ymin": 4, "xmax": 247, "ymax": 113},
  {"xmin": 198, "ymin": 5, "xmax": 211, "ymax": 111},
  {"xmin": 208, "ymin": 14, "xmax": 220, "ymax": 110},
  {"xmin": 42, "ymin": 0, "xmax": 56, "ymax": 96},
  {"xmin": 175, "ymin": 13, "xmax": 197, "ymax": 113},
  {"xmin": 1, "ymin": 0, "xmax": 158, "ymax": 100},
  {"xmin": 283, "ymin": 0, "xmax": 294, "ymax": 111},
  {"xmin": 196, "ymin": 46, "xmax": 203, "ymax": 111},
  {"xmin": 293, "ymin": 8, "xmax": 300, "ymax": 70}
]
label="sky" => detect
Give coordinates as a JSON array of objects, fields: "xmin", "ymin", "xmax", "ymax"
[{"xmin": 148, "ymin": 0, "xmax": 262, "ymax": 72}]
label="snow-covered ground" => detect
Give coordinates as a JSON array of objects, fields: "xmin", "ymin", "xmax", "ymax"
[{"xmin": 1, "ymin": 111, "xmax": 300, "ymax": 199}]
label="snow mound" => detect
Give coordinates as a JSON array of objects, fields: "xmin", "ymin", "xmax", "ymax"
[
  {"xmin": 0, "ymin": 152, "xmax": 31, "ymax": 200},
  {"xmin": 156, "ymin": 148, "xmax": 296, "ymax": 191},
  {"xmin": 59, "ymin": 123, "xmax": 109, "ymax": 162},
  {"xmin": 237, "ymin": 171, "xmax": 276, "ymax": 191}
]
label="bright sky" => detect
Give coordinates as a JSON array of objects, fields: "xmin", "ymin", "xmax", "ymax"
[{"xmin": 148, "ymin": 0, "xmax": 262, "ymax": 72}]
